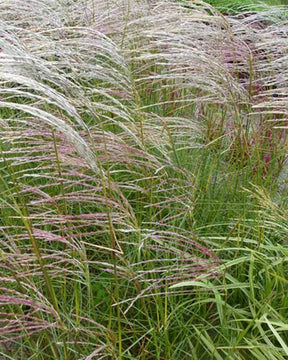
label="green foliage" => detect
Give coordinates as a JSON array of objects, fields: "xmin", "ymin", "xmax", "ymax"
[
  {"xmin": 0, "ymin": 0, "xmax": 287, "ymax": 359},
  {"xmin": 204, "ymin": 0, "xmax": 284, "ymax": 9}
]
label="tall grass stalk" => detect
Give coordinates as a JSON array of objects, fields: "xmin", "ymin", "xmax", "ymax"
[{"xmin": 0, "ymin": 0, "xmax": 287, "ymax": 359}]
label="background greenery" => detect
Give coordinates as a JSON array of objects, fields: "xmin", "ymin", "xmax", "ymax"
[
  {"xmin": 0, "ymin": 0, "xmax": 287, "ymax": 359},
  {"xmin": 200, "ymin": 0, "xmax": 288, "ymax": 13}
]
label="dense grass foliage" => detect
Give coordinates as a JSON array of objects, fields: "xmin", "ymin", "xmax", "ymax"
[
  {"xmin": 204, "ymin": 0, "xmax": 288, "ymax": 13},
  {"xmin": 0, "ymin": 0, "xmax": 287, "ymax": 359}
]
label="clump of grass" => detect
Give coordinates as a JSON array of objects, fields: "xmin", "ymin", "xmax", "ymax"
[
  {"xmin": 202, "ymin": 0, "xmax": 286, "ymax": 14},
  {"xmin": 0, "ymin": 0, "xmax": 287, "ymax": 359}
]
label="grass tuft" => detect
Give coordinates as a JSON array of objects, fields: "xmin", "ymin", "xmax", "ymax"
[{"xmin": 0, "ymin": 0, "xmax": 287, "ymax": 359}]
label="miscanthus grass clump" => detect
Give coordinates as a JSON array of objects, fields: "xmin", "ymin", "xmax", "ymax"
[{"xmin": 0, "ymin": 0, "xmax": 287, "ymax": 359}]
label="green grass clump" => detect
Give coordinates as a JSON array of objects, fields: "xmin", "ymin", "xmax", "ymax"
[
  {"xmin": 201, "ymin": 0, "xmax": 287, "ymax": 14},
  {"xmin": 204, "ymin": 0, "xmax": 285, "ymax": 9},
  {"xmin": 0, "ymin": 0, "xmax": 287, "ymax": 359}
]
